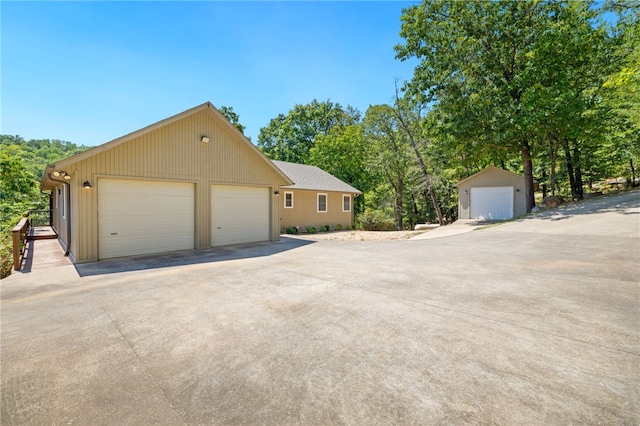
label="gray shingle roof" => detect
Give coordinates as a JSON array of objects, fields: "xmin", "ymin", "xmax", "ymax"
[{"xmin": 271, "ymin": 160, "xmax": 362, "ymax": 194}]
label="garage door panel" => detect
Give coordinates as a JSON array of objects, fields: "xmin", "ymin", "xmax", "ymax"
[
  {"xmin": 470, "ymin": 187, "xmax": 514, "ymax": 220},
  {"xmin": 211, "ymin": 185, "xmax": 269, "ymax": 247},
  {"xmin": 99, "ymin": 179, "xmax": 194, "ymax": 259}
]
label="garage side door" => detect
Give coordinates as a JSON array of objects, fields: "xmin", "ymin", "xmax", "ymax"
[
  {"xmin": 99, "ymin": 179, "xmax": 195, "ymax": 259},
  {"xmin": 211, "ymin": 185, "xmax": 269, "ymax": 247},
  {"xmin": 470, "ymin": 187, "xmax": 514, "ymax": 220}
]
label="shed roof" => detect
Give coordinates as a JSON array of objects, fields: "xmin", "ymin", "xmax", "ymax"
[
  {"xmin": 454, "ymin": 166, "xmax": 524, "ymax": 187},
  {"xmin": 271, "ymin": 160, "xmax": 362, "ymax": 194}
]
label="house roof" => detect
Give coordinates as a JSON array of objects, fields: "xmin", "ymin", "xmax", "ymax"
[
  {"xmin": 41, "ymin": 102, "xmax": 293, "ymax": 190},
  {"xmin": 454, "ymin": 166, "xmax": 524, "ymax": 187},
  {"xmin": 271, "ymin": 160, "xmax": 362, "ymax": 194}
]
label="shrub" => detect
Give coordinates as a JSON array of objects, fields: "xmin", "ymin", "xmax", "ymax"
[
  {"xmin": 0, "ymin": 232, "xmax": 14, "ymax": 279},
  {"xmin": 335, "ymin": 224, "xmax": 342, "ymax": 231},
  {"xmin": 357, "ymin": 210, "xmax": 396, "ymax": 231},
  {"xmin": 306, "ymin": 226, "xmax": 316, "ymax": 234},
  {"xmin": 320, "ymin": 225, "xmax": 330, "ymax": 232},
  {"xmin": 285, "ymin": 227, "xmax": 298, "ymax": 235}
]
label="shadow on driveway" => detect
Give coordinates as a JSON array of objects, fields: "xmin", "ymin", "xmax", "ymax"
[
  {"xmin": 75, "ymin": 237, "xmax": 314, "ymax": 277},
  {"xmin": 530, "ymin": 190, "xmax": 639, "ymax": 221}
]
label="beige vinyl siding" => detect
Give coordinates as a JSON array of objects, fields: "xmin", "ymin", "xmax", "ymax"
[
  {"xmin": 58, "ymin": 108, "xmax": 285, "ymax": 263},
  {"xmin": 280, "ymin": 189, "xmax": 354, "ymax": 232},
  {"xmin": 457, "ymin": 167, "xmax": 526, "ymax": 220},
  {"xmin": 51, "ymin": 183, "xmax": 70, "ymax": 253}
]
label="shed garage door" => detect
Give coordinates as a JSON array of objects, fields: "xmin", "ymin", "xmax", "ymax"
[
  {"xmin": 98, "ymin": 179, "xmax": 195, "ymax": 259},
  {"xmin": 470, "ymin": 187, "xmax": 514, "ymax": 220},
  {"xmin": 211, "ymin": 185, "xmax": 269, "ymax": 247}
]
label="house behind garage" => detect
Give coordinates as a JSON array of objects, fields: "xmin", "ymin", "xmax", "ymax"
[
  {"xmin": 271, "ymin": 160, "xmax": 362, "ymax": 232},
  {"xmin": 455, "ymin": 166, "xmax": 526, "ymax": 220},
  {"xmin": 40, "ymin": 102, "xmax": 292, "ymax": 263}
]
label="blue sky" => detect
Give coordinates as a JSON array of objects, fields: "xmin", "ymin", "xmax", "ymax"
[{"xmin": 2, "ymin": 1, "xmax": 419, "ymax": 146}]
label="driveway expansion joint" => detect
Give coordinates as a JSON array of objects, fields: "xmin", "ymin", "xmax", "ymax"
[{"xmin": 98, "ymin": 301, "xmax": 187, "ymax": 425}]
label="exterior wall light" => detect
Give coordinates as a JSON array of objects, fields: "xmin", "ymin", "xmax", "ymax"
[
  {"xmin": 53, "ymin": 170, "xmax": 61, "ymax": 177},
  {"xmin": 201, "ymin": 136, "xmax": 210, "ymax": 143},
  {"xmin": 63, "ymin": 173, "xmax": 71, "ymax": 180},
  {"xmin": 274, "ymin": 191, "xmax": 280, "ymax": 196},
  {"xmin": 83, "ymin": 181, "xmax": 92, "ymax": 189}
]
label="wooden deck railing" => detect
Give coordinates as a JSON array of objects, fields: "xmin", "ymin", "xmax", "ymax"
[
  {"xmin": 28, "ymin": 209, "xmax": 52, "ymax": 227},
  {"xmin": 12, "ymin": 216, "xmax": 30, "ymax": 271}
]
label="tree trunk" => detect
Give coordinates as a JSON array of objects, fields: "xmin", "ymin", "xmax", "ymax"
[
  {"xmin": 573, "ymin": 145, "xmax": 583, "ymax": 200},
  {"xmin": 549, "ymin": 137, "xmax": 557, "ymax": 196},
  {"xmin": 394, "ymin": 128, "xmax": 443, "ymax": 224},
  {"xmin": 410, "ymin": 195, "xmax": 419, "ymax": 228},
  {"xmin": 393, "ymin": 83, "xmax": 444, "ymax": 225},
  {"xmin": 521, "ymin": 145, "xmax": 535, "ymax": 213},
  {"xmin": 395, "ymin": 176, "xmax": 404, "ymax": 230},
  {"xmin": 562, "ymin": 138, "xmax": 577, "ymax": 200}
]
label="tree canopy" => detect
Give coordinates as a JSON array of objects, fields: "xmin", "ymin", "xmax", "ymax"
[
  {"xmin": 257, "ymin": 99, "xmax": 360, "ymax": 163},
  {"xmin": 218, "ymin": 106, "xmax": 246, "ymax": 135},
  {"xmin": 395, "ymin": 0, "xmax": 624, "ymax": 210}
]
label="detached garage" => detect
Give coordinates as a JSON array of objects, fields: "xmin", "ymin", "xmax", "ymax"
[
  {"xmin": 455, "ymin": 167, "xmax": 526, "ymax": 220},
  {"xmin": 41, "ymin": 102, "xmax": 292, "ymax": 263}
]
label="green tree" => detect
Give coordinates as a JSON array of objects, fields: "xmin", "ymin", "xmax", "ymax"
[
  {"xmin": 392, "ymin": 85, "xmax": 444, "ymax": 224},
  {"xmin": 395, "ymin": 0, "xmax": 612, "ymax": 210},
  {"xmin": 218, "ymin": 106, "xmax": 246, "ymax": 135},
  {"xmin": 601, "ymin": 2, "xmax": 640, "ymax": 184},
  {"xmin": 309, "ymin": 125, "xmax": 372, "ymax": 214},
  {"xmin": 257, "ymin": 99, "xmax": 360, "ymax": 163},
  {"xmin": 1, "ymin": 135, "xmax": 89, "ymax": 181},
  {"xmin": 363, "ymin": 105, "xmax": 414, "ymax": 230},
  {"xmin": 0, "ymin": 154, "xmax": 38, "ymax": 199}
]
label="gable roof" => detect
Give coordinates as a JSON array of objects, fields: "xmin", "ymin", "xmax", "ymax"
[
  {"xmin": 271, "ymin": 160, "xmax": 362, "ymax": 194},
  {"xmin": 454, "ymin": 166, "xmax": 524, "ymax": 187},
  {"xmin": 41, "ymin": 102, "xmax": 292, "ymax": 189}
]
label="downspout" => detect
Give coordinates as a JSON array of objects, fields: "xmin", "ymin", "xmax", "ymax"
[{"xmin": 47, "ymin": 173, "xmax": 72, "ymax": 256}]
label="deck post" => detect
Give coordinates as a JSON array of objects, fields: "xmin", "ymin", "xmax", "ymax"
[{"xmin": 12, "ymin": 216, "xmax": 30, "ymax": 271}]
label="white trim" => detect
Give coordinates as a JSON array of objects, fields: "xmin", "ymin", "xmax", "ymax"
[
  {"xmin": 342, "ymin": 194, "xmax": 351, "ymax": 212},
  {"xmin": 61, "ymin": 184, "xmax": 66, "ymax": 219},
  {"xmin": 317, "ymin": 193, "xmax": 327, "ymax": 213},
  {"xmin": 469, "ymin": 186, "xmax": 514, "ymax": 220},
  {"xmin": 284, "ymin": 191, "xmax": 294, "ymax": 209}
]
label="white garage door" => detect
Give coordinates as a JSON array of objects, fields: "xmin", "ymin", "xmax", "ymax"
[
  {"xmin": 470, "ymin": 187, "xmax": 514, "ymax": 220},
  {"xmin": 98, "ymin": 179, "xmax": 194, "ymax": 259},
  {"xmin": 211, "ymin": 185, "xmax": 269, "ymax": 247}
]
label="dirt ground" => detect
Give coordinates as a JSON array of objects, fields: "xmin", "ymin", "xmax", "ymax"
[{"xmin": 289, "ymin": 229, "xmax": 427, "ymax": 241}]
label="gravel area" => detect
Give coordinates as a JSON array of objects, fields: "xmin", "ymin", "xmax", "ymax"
[{"xmin": 286, "ymin": 229, "xmax": 427, "ymax": 241}]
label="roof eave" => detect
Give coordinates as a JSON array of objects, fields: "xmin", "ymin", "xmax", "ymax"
[
  {"xmin": 282, "ymin": 185, "xmax": 362, "ymax": 194},
  {"xmin": 455, "ymin": 166, "xmax": 524, "ymax": 187},
  {"xmin": 40, "ymin": 102, "xmax": 293, "ymax": 187}
]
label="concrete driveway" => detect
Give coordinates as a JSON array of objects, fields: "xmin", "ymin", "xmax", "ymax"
[{"xmin": 1, "ymin": 191, "xmax": 638, "ymax": 425}]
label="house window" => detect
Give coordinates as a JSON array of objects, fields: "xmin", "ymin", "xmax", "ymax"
[
  {"xmin": 317, "ymin": 193, "xmax": 327, "ymax": 213},
  {"xmin": 284, "ymin": 191, "xmax": 293, "ymax": 208},
  {"xmin": 342, "ymin": 194, "xmax": 351, "ymax": 212}
]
